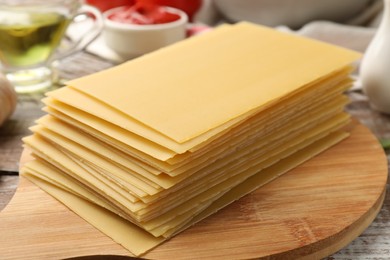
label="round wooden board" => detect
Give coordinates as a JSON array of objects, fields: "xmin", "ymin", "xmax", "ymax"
[{"xmin": 0, "ymin": 121, "xmax": 387, "ymax": 259}]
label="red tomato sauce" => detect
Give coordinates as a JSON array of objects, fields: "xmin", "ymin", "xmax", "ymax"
[{"xmin": 107, "ymin": 3, "xmax": 181, "ymax": 25}]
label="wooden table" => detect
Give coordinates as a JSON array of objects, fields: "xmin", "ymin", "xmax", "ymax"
[{"xmin": 0, "ymin": 51, "xmax": 389, "ymax": 259}]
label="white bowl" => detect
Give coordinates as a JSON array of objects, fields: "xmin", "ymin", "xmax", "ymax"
[
  {"xmin": 103, "ymin": 6, "xmax": 188, "ymax": 59},
  {"xmin": 213, "ymin": 0, "xmax": 372, "ymax": 28}
]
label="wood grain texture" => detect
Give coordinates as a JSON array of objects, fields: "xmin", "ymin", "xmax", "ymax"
[{"xmin": 0, "ymin": 121, "xmax": 387, "ymax": 260}]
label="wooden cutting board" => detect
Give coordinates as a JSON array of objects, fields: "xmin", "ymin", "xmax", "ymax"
[{"xmin": 0, "ymin": 121, "xmax": 387, "ymax": 259}]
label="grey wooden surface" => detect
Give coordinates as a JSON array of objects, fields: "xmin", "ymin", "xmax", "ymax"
[{"xmin": 0, "ymin": 52, "xmax": 389, "ymax": 259}]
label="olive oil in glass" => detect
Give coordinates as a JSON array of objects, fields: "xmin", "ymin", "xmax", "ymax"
[
  {"xmin": 0, "ymin": 0, "xmax": 103, "ymax": 93},
  {"xmin": 0, "ymin": 10, "xmax": 70, "ymax": 92}
]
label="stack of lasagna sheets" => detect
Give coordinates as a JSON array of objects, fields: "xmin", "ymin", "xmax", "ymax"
[{"xmin": 21, "ymin": 22, "xmax": 360, "ymax": 256}]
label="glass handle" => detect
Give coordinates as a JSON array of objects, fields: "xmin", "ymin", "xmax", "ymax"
[{"xmin": 55, "ymin": 5, "xmax": 104, "ymax": 61}]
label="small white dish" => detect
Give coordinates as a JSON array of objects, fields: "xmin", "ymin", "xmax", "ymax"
[{"xmin": 103, "ymin": 6, "xmax": 188, "ymax": 59}]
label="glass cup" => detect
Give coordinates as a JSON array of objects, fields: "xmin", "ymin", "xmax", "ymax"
[{"xmin": 0, "ymin": 0, "xmax": 103, "ymax": 93}]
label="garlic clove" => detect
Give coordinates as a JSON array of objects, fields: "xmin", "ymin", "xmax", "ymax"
[{"xmin": 0, "ymin": 73, "xmax": 17, "ymax": 127}]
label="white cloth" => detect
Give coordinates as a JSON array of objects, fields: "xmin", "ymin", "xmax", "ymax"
[{"xmin": 277, "ymin": 21, "xmax": 376, "ymax": 53}]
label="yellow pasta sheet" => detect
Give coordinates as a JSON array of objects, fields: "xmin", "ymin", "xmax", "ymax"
[
  {"xmin": 24, "ymin": 110, "xmax": 349, "ymax": 225},
  {"xmin": 46, "ymin": 67, "xmax": 352, "ymax": 158},
  {"xmin": 42, "ymin": 74, "xmax": 352, "ymax": 174},
  {"xmin": 21, "ymin": 130, "xmax": 347, "ymax": 256},
  {"xmin": 40, "ymin": 84, "xmax": 349, "ymax": 184},
  {"xmin": 32, "ymin": 94, "xmax": 348, "ymax": 197},
  {"xmin": 66, "ymin": 22, "xmax": 359, "ymax": 144}
]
